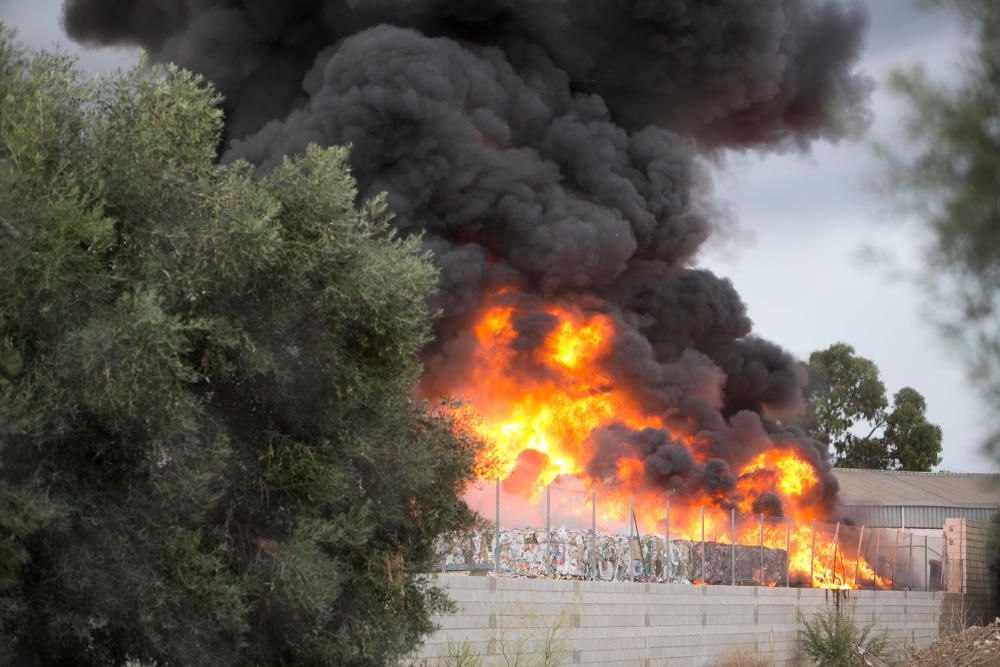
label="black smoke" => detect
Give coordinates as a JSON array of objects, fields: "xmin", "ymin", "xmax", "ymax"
[{"xmin": 62, "ymin": 0, "xmax": 871, "ymax": 516}]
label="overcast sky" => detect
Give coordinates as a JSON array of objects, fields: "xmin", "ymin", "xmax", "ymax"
[
  {"xmin": 700, "ymin": 1, "xmax": 996, "ymax": 474},
  {"xmin": 2, "ymin": 0, "xmax": 995, "ymax": 472}
]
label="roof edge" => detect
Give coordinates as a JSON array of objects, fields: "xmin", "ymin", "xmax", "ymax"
[
  {"xmin": 838, "ymin": 502, "xmax": 1000, "ymax": 510},
  {"xmin": 834, "ymin": 468, "xmax": 1000, "ymax": 478}
]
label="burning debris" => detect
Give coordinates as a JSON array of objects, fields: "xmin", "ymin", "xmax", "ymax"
[
  {"xmin": 63, "ymin": 1, "xmax": 876, "ymax": 586},
  {"xmin": 434, "ymin": 527, "xmax": 789, "ymax": 585}
]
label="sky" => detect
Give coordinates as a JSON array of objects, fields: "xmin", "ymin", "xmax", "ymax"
[
  {"xmin": 1, "ymin": 0, "xmax": 995, "ymax": 473},
  {"xmin": 700, "ymin": 1, "xmax": 997, "ymax": 474}
]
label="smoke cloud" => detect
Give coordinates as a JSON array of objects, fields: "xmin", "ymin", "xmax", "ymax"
[{"xmin": 62, "ymin": 0, "xmax": 871, "ymax": 515}]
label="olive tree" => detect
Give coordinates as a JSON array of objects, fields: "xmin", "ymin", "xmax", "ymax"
[{"xmin": 0, "ymin": 31, "xmax": 478, "ymax": 666}]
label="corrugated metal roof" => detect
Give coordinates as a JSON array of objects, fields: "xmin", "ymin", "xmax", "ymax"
[
  {"xmin": 832, "ymin": 468, "xmax": 1000, "ymax": 509},
  {"xmin": 837, "ymin": 505, "xmax": 998, "ymax": 529}
]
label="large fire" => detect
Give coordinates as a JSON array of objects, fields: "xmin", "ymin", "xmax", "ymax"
[
  {"xmin": 463, "ymin": 294, "xmax": 659, "ymax": 485},
  {"xmin": 441, "ymin": 290, "xmax": 885, "ymax": 589}
]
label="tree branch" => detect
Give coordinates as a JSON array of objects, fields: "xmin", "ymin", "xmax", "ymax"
[{"xmin": 861, "ymin": 416, "xmax": 887, "ymax": 442}]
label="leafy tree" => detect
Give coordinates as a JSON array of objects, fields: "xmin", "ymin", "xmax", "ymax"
[
  {"xmin": 801, "ymin": 343, "xmax": 942, "ymax": 471},
  {"xmin": 801, "ymin": 343, "xmax": 887, "ymax": 465},
  {"xmin": 884, "ymin": 387, "xmax": 944, "ymax": 472},
  {"xmin": 0, "ymin": 30, "xmax": 478, "ymax": 666},
  {"xmin": 882, "ymin": 0, "xmax": 1000, "ymax": 461}
]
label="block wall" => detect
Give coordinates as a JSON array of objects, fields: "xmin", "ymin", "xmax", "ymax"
[
  {"xmin": 944, "ymin": 518, "xmax": 999, "ymax": 625},
  {"xmin": 409, "ymin": 576, "xmax": 947, "ymax": 667}
]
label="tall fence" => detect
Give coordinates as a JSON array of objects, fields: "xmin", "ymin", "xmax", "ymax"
[{"xmin": 436, "ymin": 478, "xmax": 952, "ymax": 591}]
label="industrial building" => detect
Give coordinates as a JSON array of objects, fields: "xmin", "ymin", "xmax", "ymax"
[
  {"xmin": 834, "ymin": 468, "xmax": 999, "ymax": 624},
  {"xmin": 833, "ymin": 468, "xmax": 1000, "ymax": 530}
]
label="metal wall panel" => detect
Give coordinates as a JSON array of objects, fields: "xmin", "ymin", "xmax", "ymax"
[{"xmin": 839, "ymin": 505, "xmax": 998, "ymax": 529}]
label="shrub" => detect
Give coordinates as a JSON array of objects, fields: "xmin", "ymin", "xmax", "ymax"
[
  {"xmin": 494, "ymin": 612, "xmax": 570, "ymax": 667},
  {"xmin": 800, "ymin": 607, "xmax": 894, "ymax": 667},
  {"xmin": 443, "ymin": 638, "xmax": 485, "ymax": 667}
]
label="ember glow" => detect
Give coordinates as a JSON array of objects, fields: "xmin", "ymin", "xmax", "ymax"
[{"xmin": 445, "ymin": 289, "xmax": 884, "ymax": 589}]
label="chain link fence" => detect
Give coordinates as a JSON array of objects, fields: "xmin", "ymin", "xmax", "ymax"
[{"xmin": 436, "ymin": 478, "xmax": 951, "ymax": 591}]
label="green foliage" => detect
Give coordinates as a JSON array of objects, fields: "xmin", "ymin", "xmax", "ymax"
[
  {"xmin": 438, "ymin": 614, "xmax": 570, "ymax": 667},
  {"xmin": 443, "ymin": 639, "xmax": 485, "ymax": 667},
  {"xmin": 802, "ymin": 343, "xmax": 887, "ymax": 462},
  {"xmin": 800, "ymin": 607, "xmax": 893, "ymax": 667},
  {"xmin": 801, "ymin": 343, "xmax": 942, "ymax": 470},
  {"xmin": 882, "ymin": 1, "xmax": 1000, "ymax": 461},
  {"xmin": 0, "ymin": 28, "xmax": 479, "ymax": 666},
  {"xmin": 884, "ymin": 388, "xmax": 944, "ymax": 472},
  {"xmin": 536, "ymin": 613, "xmax": 570, "ymax": 667},
  {"xmin": 0, "ymin": 483, "xmax": 55, "ymax": 591},
  {"xmin": 493, "ymin": 612, "xmax": 570, "ymax": 667}
]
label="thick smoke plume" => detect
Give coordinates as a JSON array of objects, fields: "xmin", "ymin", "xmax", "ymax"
[{"xmin": 63, "ymin": 0, "xmax": 872, "ymax": 516}]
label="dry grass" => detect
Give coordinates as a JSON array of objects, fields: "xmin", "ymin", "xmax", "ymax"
[
  {"xmin": 903, "ymin": 619, "xmax": 1000, "ymax": 667},
  {"xmin": 709, "ymin": 648, "xmax": 774, "ymax": 667}
]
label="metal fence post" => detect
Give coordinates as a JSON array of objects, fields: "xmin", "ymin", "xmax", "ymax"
[
  {"xmin": 906, "ymin": 530, "xmax": 913, "ymax": 591},
  {"xmin": 730, "ymin": 508, "xmax": 736, "ymax": 585},
  {"xmin": 809, "ymin": 520, "xmax": 816, "ymax": 588},
  {"xmin": 629, "ymin": 495, "xmax": 635, "ymax": 581},
  {"xmin": 853, "ymin": 525, "xmax": 865, "ymax": 588},
  {"xmin": 943, "ymin": 531, "xmax": 948, "ymax": 592},
  {"xmin": 759, "ymin": 512, "xmax": 764, "ymax": 586},
  {"xmin": 591, "ymin": 489, "xmax": 597, "ymax": 581},
  {"xmin": 908, "ymin": 531, "xmax": 913, "ymax": 590},
  {"xmin": 890, "ymin": 529, "xmax": 899, "ymax": 590},
  {"xmin": 785, "ymin": 517, "xmax": 791, "ymax": 588},
  {"xmin": 827, "ymin": 522, "xmax": 840, "ymax": 585},
  {"xmin": 665, "ymin": 499, "xmax": 671, "ymax": 582},
  {"xmin": 546, "ymin": 483, "xmax": 551, "ymax": 577},
  {"xmin": 924, "ymin": 534, "xmax": 928, "ymax": 592},
  {"xmin": 495, "ymin": 478, "xmax": 500, "ymax": 577},
  {"xmin": 943, "ymin": 536, "xmax": 948, "ymax": 592},
  {"xmin": 872, "ymin": 529, "xmax": 881, "ymax": 588},
  {"xmin": 700, "ymin": 505, "xmax": 705, "ymax": 583}
]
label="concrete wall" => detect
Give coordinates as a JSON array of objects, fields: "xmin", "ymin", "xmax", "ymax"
[
  {"xmin": 944, "ymin": 518, "xmax": 999, "ymax": 625},
  {"xmin": 410, "ymin": 575, "xmax": 949, "ymax": 666}
]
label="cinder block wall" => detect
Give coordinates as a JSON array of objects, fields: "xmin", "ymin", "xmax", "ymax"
[
  {"xmin": 410, "ymin": 575, "xmax": 948, "ymax": 666},
  {"xmin": 944, "ymin": 518, "xmax": 999, "ymax": 625}
]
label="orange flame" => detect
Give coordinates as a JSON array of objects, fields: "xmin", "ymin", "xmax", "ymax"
[
  {"xmin": 458, "ymin": 296, "xmax": 658, "ymax": 488},
  {"xmin": 444, "ymin": 290, "xmax": 885, "ymax": 589}
]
